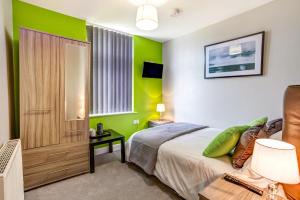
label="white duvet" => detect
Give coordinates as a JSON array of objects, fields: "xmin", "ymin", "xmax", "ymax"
[{"xmin": 127, "ymin": 128, "xmax": 236, "ymax": 200}]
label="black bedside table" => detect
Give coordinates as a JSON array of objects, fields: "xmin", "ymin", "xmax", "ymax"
[{"xmin": 89, "ymin": 129, "xmax": 125, "ymax": 173}]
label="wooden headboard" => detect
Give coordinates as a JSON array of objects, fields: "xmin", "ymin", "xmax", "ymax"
[{"xmin": 282, "ymin": 85, "xmax": 300, "ymax": 200}]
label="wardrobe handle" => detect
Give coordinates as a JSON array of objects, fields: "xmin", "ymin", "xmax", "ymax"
[
  {"xmin": 26, "ymin": 109, "xmax": 51, "ymax": 115},
  {"xmin": 64, "ymin": 130, "xmax": 86, "ymax": 137},
  {"xmin": 65, "ymin": 130, "xmax": 86, "ymax": 133}
]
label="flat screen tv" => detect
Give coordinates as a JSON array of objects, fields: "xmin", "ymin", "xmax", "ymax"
[{"xmin": 142, "ymin": 62, "xmax": 163, "ymax": 78}]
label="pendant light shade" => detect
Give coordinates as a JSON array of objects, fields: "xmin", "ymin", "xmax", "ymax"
[{"xmin": 136, "ymin": 4, "xmax": 158, "ymax": 31}]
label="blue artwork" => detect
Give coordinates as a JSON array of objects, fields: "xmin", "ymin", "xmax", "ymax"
[
  {"xmin": 205, "ymin": 32, "xmax": 264, "ymax": 78},
  {"xmin": 209, "ymin": 41, "xmax": 256, "ymax": 73}
]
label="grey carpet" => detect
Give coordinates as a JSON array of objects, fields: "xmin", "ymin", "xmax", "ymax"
[{"xmin": 25, "ymin": 151, "xmax": 183, "ymax": 200}]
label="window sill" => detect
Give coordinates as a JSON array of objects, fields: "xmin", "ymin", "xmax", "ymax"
[{"xmin": 89, "ymin": 111, "xmax": 137, "ymax": 118}]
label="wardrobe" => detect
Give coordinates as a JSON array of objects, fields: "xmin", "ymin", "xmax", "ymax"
[{"xmin": 19, "ymin": 28, "xmax": 90, "ymax": 190}]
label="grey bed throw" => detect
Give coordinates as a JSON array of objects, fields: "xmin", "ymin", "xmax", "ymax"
[{"xmin": 129, "ymin": 122, "xmax": 207, "ymax": 175}]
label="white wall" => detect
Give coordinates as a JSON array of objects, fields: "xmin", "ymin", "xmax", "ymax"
[
  {"xmin": 0, "ymin": 0, "xmax": 13, "ymax": 145},
  {"xmin": 163, "ymin": 0, "xmax": 300, "ymax": 128}
]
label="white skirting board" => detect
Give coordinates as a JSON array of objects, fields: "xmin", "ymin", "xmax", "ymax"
[{"xmin": 94, "ymin": 144, "xmax": 121, "ymax": 156}]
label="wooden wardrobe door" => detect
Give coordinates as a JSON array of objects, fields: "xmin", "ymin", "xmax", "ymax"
[
  {"xmin": 59, "ymin": 38, "xmax": 90, "ymax": 144},
  {"xmin": 20, "ymin": 29, "xmax": 60, "ymax": 149}
]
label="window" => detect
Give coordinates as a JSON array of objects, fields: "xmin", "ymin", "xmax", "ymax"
[{"xmin": 87, "ymin": 26, "xmax": 133, "ymax": 116}]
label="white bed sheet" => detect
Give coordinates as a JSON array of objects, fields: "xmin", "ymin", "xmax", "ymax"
[
  {"xmin": 126, "ymin": 128, "xmax": 236, "ymax": 200},
  {"xmin": 154, "ymin": 128, "xmax": 235, "ymax": 200}
]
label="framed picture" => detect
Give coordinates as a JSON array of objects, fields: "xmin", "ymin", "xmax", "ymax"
[{"xmin": 204, "ymin": 31, "xmax": 265, "ymax": 79}]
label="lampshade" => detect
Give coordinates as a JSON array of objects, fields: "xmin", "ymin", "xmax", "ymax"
[
  {"xmin": 251, "ymin": 139, "xmax": 300, "ymax": 184},
  {"xmin": 130, "ymin": 0, "xmax": 167, "ymax": 7},
  {"xmin": 156, "ymin": 103, "xmax": 165, "ymax": 113},
  {"xmin": 136, "ymin": 4, "xmax": 158, "ymax": 31}
]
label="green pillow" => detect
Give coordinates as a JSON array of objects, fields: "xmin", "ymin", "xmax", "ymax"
[
  {"xmin": 203, "ymin": 125, "xmax": 250, "ymax": 158},
  {"xmin": 247, "ymin": 117, "xmax": 268, "ymax": 127}
]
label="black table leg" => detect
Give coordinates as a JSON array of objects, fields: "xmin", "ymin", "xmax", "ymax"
[
  {"xmin": 121, "ymin": 137, "xmax": 125, "ymax": 163},
  {"xmin": 109, "ymin": 142, "xmax": 113, "ymax": 153},
  {"xmin": 89, "ymin": 144, "xmax": 95, "ymax": 173}
]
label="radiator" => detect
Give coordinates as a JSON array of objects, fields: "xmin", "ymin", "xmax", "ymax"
[{"xmin": 0, "ymin": 140, "xmax": 24, "ymax": 200}]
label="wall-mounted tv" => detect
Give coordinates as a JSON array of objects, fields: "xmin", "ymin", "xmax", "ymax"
[{"xmin": 142, "ymin": 62, "xmax": 163, "ymax": 79}]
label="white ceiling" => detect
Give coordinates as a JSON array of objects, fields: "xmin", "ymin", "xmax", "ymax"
[{"xmin": 22, "ymin": 0, "xmax": 274, "ymax": 42}]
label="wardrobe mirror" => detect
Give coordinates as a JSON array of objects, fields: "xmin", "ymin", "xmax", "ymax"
[{"xmin": 65, "ymin": 43, "xmax": 87, "ymax": 120}]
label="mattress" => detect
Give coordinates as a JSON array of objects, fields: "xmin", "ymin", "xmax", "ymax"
[{"xmin": 127, "ymin": 127, "xmax": 236, "ymax": 200}]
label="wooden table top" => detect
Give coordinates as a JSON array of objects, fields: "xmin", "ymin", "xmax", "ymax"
[{"xmin": 199, "ymin": 177, "xmax": 286, "ymax": 200}]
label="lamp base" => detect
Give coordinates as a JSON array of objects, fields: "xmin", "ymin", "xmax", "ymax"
[{"xmin": 267, "ymin": 182, "xmax": 279, "ymax": 200}]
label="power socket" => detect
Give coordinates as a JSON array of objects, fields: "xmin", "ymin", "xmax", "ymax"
[{"xmin": 133, "ymin": 119, "xmax": 140, "ymax": 125}]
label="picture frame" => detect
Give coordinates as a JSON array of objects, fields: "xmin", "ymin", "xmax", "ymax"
[{"xmin": 204, "ymin": 31, "xmax": 265, "ymax": 79}]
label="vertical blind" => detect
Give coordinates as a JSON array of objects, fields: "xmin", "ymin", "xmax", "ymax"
[{"xmin": 87, "ymin": 26, "xmax": 133, "ymax": 115}]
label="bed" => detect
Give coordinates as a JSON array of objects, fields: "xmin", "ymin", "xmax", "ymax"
[
  {"xmin": 126, "ymin": 127, "xmax": 237, "ymax": 200},
  {"xmin": 126, "ymin": 123, "xmax": 287, "ymax": 200}
]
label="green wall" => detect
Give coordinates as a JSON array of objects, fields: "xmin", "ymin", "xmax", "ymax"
[{"xmin": 12, "ymin": 0, "xmax": 162, "ymax": 140}]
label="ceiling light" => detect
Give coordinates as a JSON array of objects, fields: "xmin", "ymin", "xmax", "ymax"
[
  {"xmin": 136, "ymin": 4, "xmax": 158, "ymax": 31},
  {"xmin": 130, "ymin": 0, "xmax": 146, "ymax": 6},
  {"xmin": 130, "ymin": 0, "xmax": 167, "ymax": 7}
]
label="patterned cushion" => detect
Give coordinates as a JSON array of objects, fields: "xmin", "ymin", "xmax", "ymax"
[
  {"xmin": 232, "ymin": 125, "xmax": 266, "ymax": 168},
  {"xmin": 231, "ymin": 118, "xmax": 283, "ymax": 168},
  {"xmin": 263, "ymin": 118, "xmax": 283, "ymax": 136}
]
